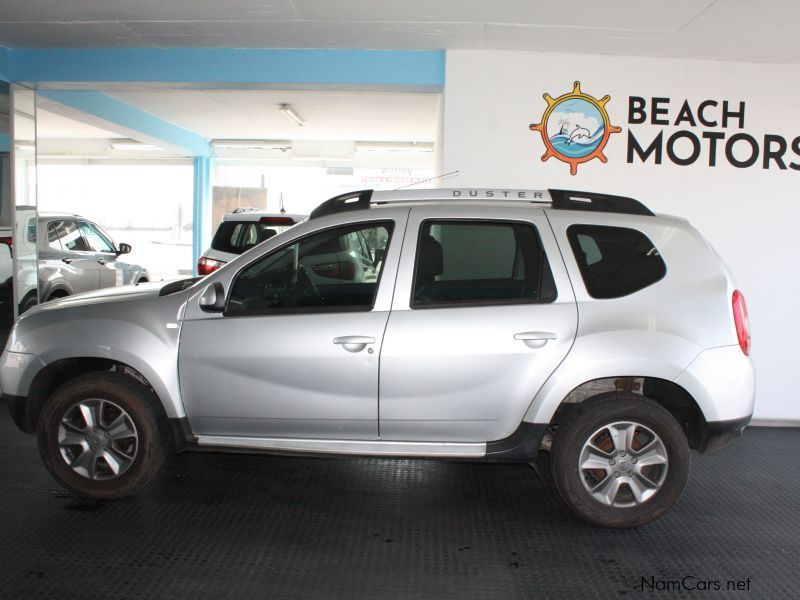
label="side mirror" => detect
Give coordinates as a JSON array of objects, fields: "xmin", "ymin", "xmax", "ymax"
[
  {"xmin": 199, "ymin": 281, "xmax": 226, "ymax": 312},
  {"xmin": 117, "ymin": 242, "xmax": 132, "ymax": 255}
]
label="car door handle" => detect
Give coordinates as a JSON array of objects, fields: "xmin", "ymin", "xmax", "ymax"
[
  {"xmin": 333, "ymin": 336, "xmax": 375, "ymax": 353},
  {"xmin": 514, "ymin": 331, "xmax": 557, "ymax": 349},
  {"xmin": 97, "ymin": 259, "xmax": 106, "ymax": 265},
  {"xmin": 61, "ymin": 258, "xmax": 72, "ymax": 264}
]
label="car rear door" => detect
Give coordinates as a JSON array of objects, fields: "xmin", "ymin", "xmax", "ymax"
[{"xmin": 378, "ymin": 205, "xmax": 578, "ymax": 442}]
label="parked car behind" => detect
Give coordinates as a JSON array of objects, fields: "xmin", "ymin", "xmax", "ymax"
[
  {"xmin": 19, "ymin": 213, "xmax": 150, "ymax": 312},
  {"xmin": 198, "ymin": 209, "xmax": 306, "ymax": 275}
]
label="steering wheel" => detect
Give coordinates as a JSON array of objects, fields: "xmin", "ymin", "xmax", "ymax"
[{"xmin": 297, "ymin": 265, "xmax": 321, "ymax": 306}]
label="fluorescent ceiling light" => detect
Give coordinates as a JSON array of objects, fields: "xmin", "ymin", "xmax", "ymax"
[
  {"xmin": 110, "ymin": 142, "xmax": 162, "ymax": 151},
  {"xmin": 355, "ymin": 141, "xmax": 434, "ymax": 153},
  {"xmin": 212, "ymin": 139, "xmax": 292, "ymax": 151},
  {"xmin": 279, "ymin": 104, "xmax": 305, "ymax": 127}
]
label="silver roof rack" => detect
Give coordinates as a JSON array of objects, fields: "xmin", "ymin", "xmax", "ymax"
[{"xmin": 309, "ymin": 188, "xmax": 653, "ymax": 219}]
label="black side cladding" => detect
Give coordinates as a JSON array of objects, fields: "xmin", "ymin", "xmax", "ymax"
[
  {"xmin": 549, "ymin": 189, "xmax": 655, "ymax": 216},
  {"xmin": 309, "ymin": 190, "xmax": 373, "ymax": 219}
]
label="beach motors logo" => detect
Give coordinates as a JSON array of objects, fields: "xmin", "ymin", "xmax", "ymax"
[{"xmin": 530, "ymin": 81, "xmax": 621, "ymax": 175}]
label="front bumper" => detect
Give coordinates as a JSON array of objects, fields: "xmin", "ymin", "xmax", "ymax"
[{"xmin": 4, "ymin": 393, "xmax": 30, "ymax": 433}]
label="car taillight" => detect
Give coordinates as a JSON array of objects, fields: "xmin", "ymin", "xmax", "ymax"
[
  {"xmin": 312, "ymin": 260, "xmax": 356, "ymax": 280},
  {"xmin": 197, "ymin": 256, "xmax": 226, "ymax": 275},
  {"xmin": 0, "ymin": 236, "xmax": 12, "ymax": 250},
  {"xmin": 732, "ymin": 290, "xmax": 750, "ymax": 356}
]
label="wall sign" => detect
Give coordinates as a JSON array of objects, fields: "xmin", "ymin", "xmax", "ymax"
[
  {"xmin": 529, "ymin": 81, "xmax": 621, "ymax": 175},
  {"xmin": 530, "ymin": 81, "xmax": 800, "ymax": 174}
]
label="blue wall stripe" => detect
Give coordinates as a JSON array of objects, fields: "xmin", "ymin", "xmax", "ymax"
[
  {"xmin": 38, "ymin": 90, "xmax": 211, "ymax": 157},
  {"xmin": 11, "ymin": 49, "xmax": 444, "ymax": 87},
  {"xmin": 0, "ymin": 134, "xmax": 9, "ymax": 153},
  {"xmin": 0, "ymin": 46, "xmax": 10, "ymax": 82},
  {"xmin": 192, "ymin": 156, "xmax": 212, "ymax": 275}
]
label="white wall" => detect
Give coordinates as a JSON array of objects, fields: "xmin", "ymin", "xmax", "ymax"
[{"xmin": 443, "ymin": 50, "xmax": 800, "ymax": 422}]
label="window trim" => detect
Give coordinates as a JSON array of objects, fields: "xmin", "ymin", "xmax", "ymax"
[
  {"xmin": 78, "ymin": 220, "xmax": 117, "ymax": 254},
  {"xmin": 223, "ymin": 219, "xmax": 395, "ymax": 318},
  {"xmin": 410, "ymin": 218, "xmax": 558, "ymax": 310},
  {"xmin": 53, "ymin": 219, "xmax": 94, "ymax": 254}
]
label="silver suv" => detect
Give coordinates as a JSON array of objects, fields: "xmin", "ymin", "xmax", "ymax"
[
  {"xmin": 0, "ymin": 189, "xmax": 754, "ymax": 528},
  {"xmin": 20, "ymin": 213, "xmax": 150, "ymax": 311}
]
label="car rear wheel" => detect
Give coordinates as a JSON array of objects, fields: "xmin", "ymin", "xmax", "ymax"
[
  {"xmin": 551, "ymin": 393, "xmax": 689, "ymax": 528},
  {"xmin": 37, "ymin": 372, "xmax": 170, "ymax": 499}
]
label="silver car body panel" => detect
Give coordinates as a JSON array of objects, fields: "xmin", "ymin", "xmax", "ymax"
[
  {"xmin": 379, "ymin": 204, "xmax": 578, "ymax": 442},
  {"xmin": 196, "ymin": 435, "xmax": 486, "ymax": 457},
  {"xmin": 524, "ymin": 209, "xmax": 754, "ymax": 425},
  {"xmin": 179, "ymin": 207, "xmax": 409, "ymax": 439},
  {"xmin": 1, "ymin": 191, "xmax": 755, "ymax": 453},
  {"xmin": 2, "ymin": 282, "xmax": 189, "ymax": 418}
]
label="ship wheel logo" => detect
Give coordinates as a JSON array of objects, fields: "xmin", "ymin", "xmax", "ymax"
[{"xmin": 529, "ymin": 81, "xmax": 622, "ymax": 175}]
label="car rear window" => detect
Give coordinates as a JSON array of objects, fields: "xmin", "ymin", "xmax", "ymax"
[
  {"xmin": 211, "ymin": 221, "xmax": 291, "ymax": 255},
  {"xmin": 567, "ymin": 224, "xmax": 666, "ymax": 299}
]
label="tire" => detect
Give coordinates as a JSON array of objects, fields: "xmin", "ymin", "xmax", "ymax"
[
  {"xmin": 37, "ymin": 372, "xmax": 171, "ymax": 500},
  {"xmin": 19, "ymin": 291, "xmax": 38, "ymax": 314},
  {"xmin": 551, "ymin": 393, "xmax": 690, "ymax": 528}
]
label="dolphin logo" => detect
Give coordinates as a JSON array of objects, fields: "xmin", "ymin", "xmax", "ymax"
[{"xmin": 568, "ymin": 126, "xmax": 591, "ymax": 145}]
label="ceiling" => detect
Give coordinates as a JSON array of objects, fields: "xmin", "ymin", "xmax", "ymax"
[{"xmin": 1, "ymin": 0, "xmax": 799, "ymax": 64}]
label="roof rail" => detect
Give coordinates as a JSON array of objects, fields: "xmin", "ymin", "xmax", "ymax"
[
  {"xmin": 549, "ymin": 189, "xmax": 654, "ymax": 216},
  {"xmin": 308, "ymin": 188, "xmax": 653, "ymax": 219},
  {"xmin": 309, "ymin": 188, "xmax": 549, "ymax": 219},
  {"xmin": 309, "ymin": 190, "xmax": 373, "ymax": 219}
]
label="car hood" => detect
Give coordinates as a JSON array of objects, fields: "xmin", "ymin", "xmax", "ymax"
[{"xmin": 24, "ymin": 280, "xmax": 182, "ymax": 314}]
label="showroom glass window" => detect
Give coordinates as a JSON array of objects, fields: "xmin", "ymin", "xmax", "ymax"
[
  {"xmin": 227, "ymin": 221, "xmax": 393, "ymax": 315},
  {"xmin": 412, "ymin": 220, "xmax": 557, "ymax": 308}
]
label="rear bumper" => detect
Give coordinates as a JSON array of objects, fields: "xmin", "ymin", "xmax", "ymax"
[{"xmin": 701, "ymin": 415, "xmax": 752, "ymax": 453}]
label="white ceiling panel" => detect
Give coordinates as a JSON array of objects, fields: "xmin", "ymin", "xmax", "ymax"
[
  {"xmin": 0, "ymin": 0, "xmax": 799, "ymax": 63},
  {"xmin": 0, "ymin": 1, "xmax": 300, "ymax": 23},
  {"xmin": 483, "ymin": 24, "xmax": 672, "ymax": 56},
  {"xmin": 36, "ymin": 108, "xmax": 127, "ymax": 138},
  {"xmin": 0, "ymin": 22, "xmax": 147, "ymax": 48},
  {"xmin": 106, "ymin": 89, "xmax": 440, "ymax": 141},
  {"xmin": 123, "ymin": 20, "xmax": 485, "ymax": 49},
  {"xmin": 293, "ymin": 0, "xmax": 713, "ymax": 31}
]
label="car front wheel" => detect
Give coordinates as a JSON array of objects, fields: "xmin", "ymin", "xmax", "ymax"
[
  {"xmin": 37, "ymin": 372, "xmax": 170, "ymax": 499},
  {"xmin": 551, "ymin": 393, "xmax": 690, "ymax": 528}
]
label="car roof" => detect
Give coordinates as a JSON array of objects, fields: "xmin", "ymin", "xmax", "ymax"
[
  {"xmin": 221, "ymin": 211, "xmax": 307, "ymax": 223},
  {"xmin": 38, "ymin": 212, "xmax": 84, "ymax": 219}
]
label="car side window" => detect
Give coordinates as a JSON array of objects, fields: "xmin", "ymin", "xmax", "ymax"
[
  {"xmin": 57, "ymin": 220, "xmax": 92, "ymax": 252},
  {"xmin": 227, "ymin": 221, "xmax": 393, "ymax": 316},
  {"xmin": 567, "ymin": 224, "xmax": 667, "ymax": 298},
  {"xmin": 46, "ymin": 222, "xmax": 63, "ymax": 251},
  {"xmin": 78, "ymin": 221, "xmax": 116, "ymax": 253},
  {"xmin": 412, "ymin": 220, "xmax": 557, "ymax": 308}
]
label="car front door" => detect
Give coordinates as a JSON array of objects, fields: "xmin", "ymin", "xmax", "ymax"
[
  {"xmin": 77, "ymin": 221, "xmax": 120, "ymax": 288},
  {"xmin": 379, "ymin": 206, "xmax": 578, "ymax": 442},
  {"xmin": 46, "ymin": 220, "xmax": 100, "ymax": 294},
  {"xmin": 178, "ymin": 210, "xmax": 407, "ymax": 440}
]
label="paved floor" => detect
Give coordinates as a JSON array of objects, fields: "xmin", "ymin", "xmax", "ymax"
[{"xmin": 0, "ymin": 408, "xmax": 797, "ymax": 599}]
